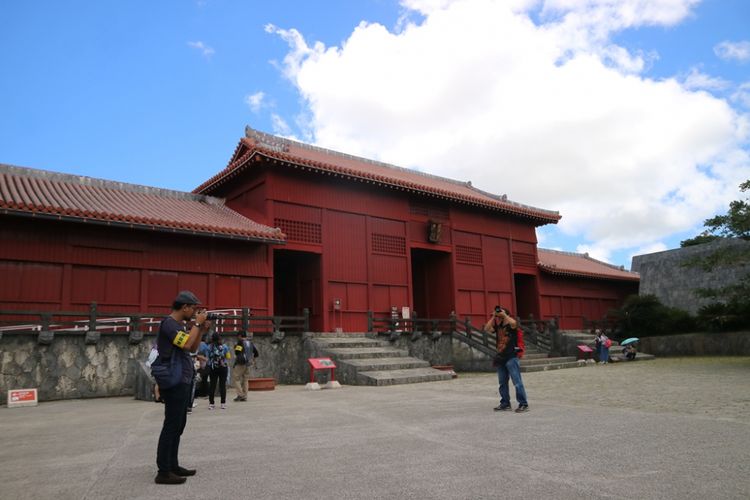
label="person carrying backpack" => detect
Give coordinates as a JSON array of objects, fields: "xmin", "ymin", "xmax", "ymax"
[
  {"xmin": 232, "ymin": 331, "xmax": 260, "ymax": 402},
  {"xmin": 484, "ymin": 305, "xmax": 529, "ymax": 413},
  {"xmin": 595, "ymin": 329, "xmax": 611, "ymax": 364},
  {"xmin": 207, "ymin": 332, "xmax": 231, "ymax": 410}
]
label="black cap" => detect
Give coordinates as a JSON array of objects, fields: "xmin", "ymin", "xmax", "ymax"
[{"xmin": 174, "ymin": 290, "xmax": 201, "ymax": 305}]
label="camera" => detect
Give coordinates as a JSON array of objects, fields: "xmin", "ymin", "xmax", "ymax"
[{"xmin": 206, "ymin": 313, "xmax": 221, "ymax": 321}]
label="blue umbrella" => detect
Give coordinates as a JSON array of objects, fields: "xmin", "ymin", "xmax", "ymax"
[{"xmin": 621, "ymin": 337, "xmax": 639, "ymax": 346}]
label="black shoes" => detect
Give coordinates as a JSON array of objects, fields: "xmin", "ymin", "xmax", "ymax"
[
  {"xmin": 233, "ymin": 396, "xmax": 247, "ymax": 402},
  {"xmin": 155, "ymin": 472, "xmax": 186, "ymax": 485},
  {"xmin": 173, "ymin": 466, "xmax": 196, "ymax": 476},
  {"xmin": 494, "ymin": 404, "xmax": 529, "ymax": 412}
]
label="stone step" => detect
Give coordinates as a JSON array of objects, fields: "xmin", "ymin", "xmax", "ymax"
[
  {"xmin": 357, "ymin": 367, "xmax": 454, "ymax": 386},
  {"xmin": 520, "ymin": 360, "xmax": 584, "ymax": 372},
  {"xmin": 520, "ymin": 356, "xmax": 577, "ymax": 367},
  {"xmin": 607, "ymin": 353, "xmax": 656, "ymax": 362},
  {"xmin": 324, "ymin": 347, "xmax": 409, "ymax": 360},
  {"xmin": 522, "ymin": 352, "xmax": 549, "ymax": 360},
  {"xmin": 311, "ymin": 332, "xmax": 370, "ymax": 337},
  {"xmin": 312, "ymin": 337, "xmax": 385, "ymax": 349},
  {"xmin": 340, "ymin": 357, "xmax": 430, "ymax": 371}
]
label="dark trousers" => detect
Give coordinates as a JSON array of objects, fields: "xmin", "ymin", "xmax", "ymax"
[
  {"xmin": 208, "ymin": 366, "xmax": 228, "ymax": 405},
  {"xmin": 156, "ymin": 382, "xmax": 190, "ymax": 474},
  {"xmin": 196, "ymin": 367, "xmax": 210, "ymax": 397}
]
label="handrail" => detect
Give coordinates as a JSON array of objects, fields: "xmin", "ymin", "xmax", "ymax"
[
  {"xmin": 452, "ymin": 316, "xmax": 498, "ymax": 357},
  {"xmin": 365, "ymin": 309, "xmax": 565, "ymax": 358},
  {"xmin": 0, "ymin": 303, "xmax": 310, "ymax": 341}
]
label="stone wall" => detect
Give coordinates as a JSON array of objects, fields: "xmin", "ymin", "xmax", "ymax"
[
  {"xmin": 0, "ymin": 331, "xmax": 313, "ymax": 404},
  {"xmin": 638, "ymin": 331, "xmax": 750, "ymax": 357},
  {"xmin": 631, "ymin": 238, "xmax": 750, "ymax": 311},
  {"xmin": 380, "ymin": 331, "xmax": 453, "ymax": 366},
  {"xmin": 450, "ymin": 337, "xmax": 493, "ymax": 371}
]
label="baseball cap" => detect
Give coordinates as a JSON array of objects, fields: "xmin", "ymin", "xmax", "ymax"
[{"xmin": 174, "ymin": 290, "xmax": 201, "ymax": 305}]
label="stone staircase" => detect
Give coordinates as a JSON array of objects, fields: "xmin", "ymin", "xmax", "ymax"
[
  {"xmin": 518, "ymin": 342, "xmax": 580, "ymax": 372},
  {"xmin": 310, "ymin": 334, "xmax": 453, "ymax": 386}
]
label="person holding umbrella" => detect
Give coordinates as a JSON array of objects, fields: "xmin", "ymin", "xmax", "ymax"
[{"xmin": 621, "ymin": 337, "xmax": 639, "ymax": 360}]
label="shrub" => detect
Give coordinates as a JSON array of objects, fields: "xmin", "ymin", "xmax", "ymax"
[{"xmin": 613, "ymin": 294, "xmax": 697, "ymax": 337}]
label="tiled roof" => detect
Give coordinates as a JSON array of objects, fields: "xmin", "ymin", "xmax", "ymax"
[
  {"xmin": 194, "ymin": 127, "xmax": 561, "ymax": 226},
  {"xmin": 0, "ymin": 164, "xmax": 285, "ymax": 243},
  {"xmin": 538, "ymin": 248, "xmax": 640, "ymax": 281}
]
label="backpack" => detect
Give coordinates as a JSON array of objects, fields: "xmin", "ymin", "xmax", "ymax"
[
  {"xmin": 515, "ymin": 328, "xmax": 526, "ymax": 359},
  {"xmin": 234, "ymin": 341, "xmax": 248, "ymax": 365},
  {"xmin": 604, "ymin": 338, "xmax": 612, "ymax": 348}
]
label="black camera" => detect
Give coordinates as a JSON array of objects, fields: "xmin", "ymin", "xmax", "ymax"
[{"xmin": 206, "ymin": 313, "xmax": 221, "ymax": 321}]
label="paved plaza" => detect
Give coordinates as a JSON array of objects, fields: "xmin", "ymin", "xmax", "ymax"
[{"xmin": 1, "ymin": 357, "xmax": 749, "ymax": 499}]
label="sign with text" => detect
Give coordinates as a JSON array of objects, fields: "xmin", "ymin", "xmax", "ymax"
[
  {"xmin": 8, "ymin": 388, "xmax": 38, "ymax": 408},
  {"xmin": 308, "ymin": 358, "xmax": 336, "ymax": 369}
]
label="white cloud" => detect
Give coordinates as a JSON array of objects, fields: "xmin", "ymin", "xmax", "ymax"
[
  {"xmin": 267, "ymin": 0, "xmax": 749, "ymax": 260},
  {"xmin": 245, "ymin": 91, "xmax": 266, "ymax": 113},
  {"xmin": 681, "ymin": 67, "xmax": 730, "ymax": 91},
  {"xmin": 270, "ymin": 113, "xmax": 293, "ymax": 137},
  {"xmin": 714, "ymin": 40, "xmax": 750, "ymax": 62},
  {"xmin": 187, "ymin": 40, "xmax": 215, "ymax": 58},
  {"xmin": 731, "ymin": 82, "xmax": 750, "ymax": 109}
]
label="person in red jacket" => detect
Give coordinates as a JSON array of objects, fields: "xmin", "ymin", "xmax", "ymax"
[{"xmin": 484, "ymin": 306, "xmax": 529, "ymax": 413}]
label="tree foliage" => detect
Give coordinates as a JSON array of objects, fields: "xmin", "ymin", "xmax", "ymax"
[
  {"xmin": 612, "ymin": 294, "xmax": 696, "ymax": 337},
  {"xmin": 679, "ymin": 179, "xmax": 750, "ymax": 330}
]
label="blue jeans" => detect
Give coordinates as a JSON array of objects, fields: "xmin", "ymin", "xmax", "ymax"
[
  {"xmin": 600, "ymin": 346, "xmax": 609, "ymax": 363},
  {"xmin": 497, "ymin": 357, "xmax": 528, "ymax": 407}
]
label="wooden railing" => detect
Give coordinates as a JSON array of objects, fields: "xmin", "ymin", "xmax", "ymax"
[
  {"xmin": 0, "ymin": 303, "xmax": 309, "ymax": 344},
  {"xmin": 367, "ymin": 310, "xmax": 563, "ymax": 356}
]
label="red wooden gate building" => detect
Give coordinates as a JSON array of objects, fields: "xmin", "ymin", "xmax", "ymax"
[{"xmin": 0, "ymin": 128, "xmax": 638, "ymax": 330}]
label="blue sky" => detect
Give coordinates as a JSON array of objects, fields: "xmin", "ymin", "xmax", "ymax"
[{"xmin": 1, "ymin": 0, "xmax": 748, "ymax": 268}]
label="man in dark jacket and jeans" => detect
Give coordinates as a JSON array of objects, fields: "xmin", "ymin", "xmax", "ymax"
[
  {"xmin": 154, "ymin": 291, "xmax": 209, "ymax": 484},
  {"xmin": 485, "ymin": 306, "xmax": 529, "ymax": 413}
]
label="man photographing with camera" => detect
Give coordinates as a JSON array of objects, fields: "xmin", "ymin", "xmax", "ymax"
[
  {"xmin": 154, "ymin": 290, "xmax": 210, "ymax": 485},
  {"xmin": 485, "ymin": 305, "xmax": 529, "ymax": 413}
]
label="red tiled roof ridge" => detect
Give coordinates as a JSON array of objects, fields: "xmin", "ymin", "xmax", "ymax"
[
  {"xmin": 0, "ymin": 163, "xmax": 217, "ymax": 204},
  {"xmin": 0, "ymin": 163, "xmax": 285, "ymax": 243},
  {"xmin": 538, "ymin": 247, "xmax": 634, "ymax": 272},
  {"xmin": 537, "ymin": 248, "xmax": 640, "ymax": 281},
  {"xmin": 195, "ymin": 128, "xmax": 561, "ymax": 224}
]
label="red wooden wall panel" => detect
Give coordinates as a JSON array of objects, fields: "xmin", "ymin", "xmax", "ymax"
[
  {"xmin": 0, "ymin": 262, "xmax": 63, "ymax": 304},
  {"xmin": 370, "ymin": 254, "xmax": 408, "ymax": 285},
  {"xmin": 326, "ymin": 211, "xmax": 367, "ymax": 283},
  {"xmin": 454, "ymin": 263, "xmax": 484, "ymax": 290},
  {"xmin": 483, "ymin": 236, "xmax": 513, "ymax": 292}
]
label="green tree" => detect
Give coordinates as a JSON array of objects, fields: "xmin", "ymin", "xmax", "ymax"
[{"xmin": 681, "ymin": 179, "xmax": 750, "ymax": 330}]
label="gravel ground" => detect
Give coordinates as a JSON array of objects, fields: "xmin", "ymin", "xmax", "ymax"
[{"xmin": 1, "ymin": 357, "xmax": 748, "ymax": 500}]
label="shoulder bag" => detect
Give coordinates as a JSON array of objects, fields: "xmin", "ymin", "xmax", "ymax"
[{"xmin": 151, "ymin": 347, "xmax": 183, "ymax": 389}]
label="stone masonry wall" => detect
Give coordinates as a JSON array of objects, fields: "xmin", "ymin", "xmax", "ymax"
[
  {"xmin": 631, "ymin": 238, "xmax": 750, "ymax": 312},
  {"xmin": 638, "ymin": 331, "xmax": 750, "ymax": 357},
  {"xmin": 1, "ymin": 332, "xmax": 313, "ymax": 404}
]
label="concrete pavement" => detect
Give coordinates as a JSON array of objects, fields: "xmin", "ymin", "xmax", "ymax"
[{"xmin": 1, "ymin": 357, "xmax": 749, "ymax": 499}]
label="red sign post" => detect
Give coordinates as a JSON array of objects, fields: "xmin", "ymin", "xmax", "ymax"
[{"xmin": 308, "ymin": 357, "xmax": 337, "ymax": 383}]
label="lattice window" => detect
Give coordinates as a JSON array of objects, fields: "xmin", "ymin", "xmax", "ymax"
[
  {"xmin": 513, "ymin": 252, "xmax": 537, "ymax": 268},
  {"xmin": 456, "ymin": 245, "xmax": 483, "ymax": 264},
  {"xmin": 274, "ymin": 218, "xmax": 322, "ymax": 244},
  {"xmin": 372, "ymin": 233, "xmax": 406, "ymax": 255}
]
